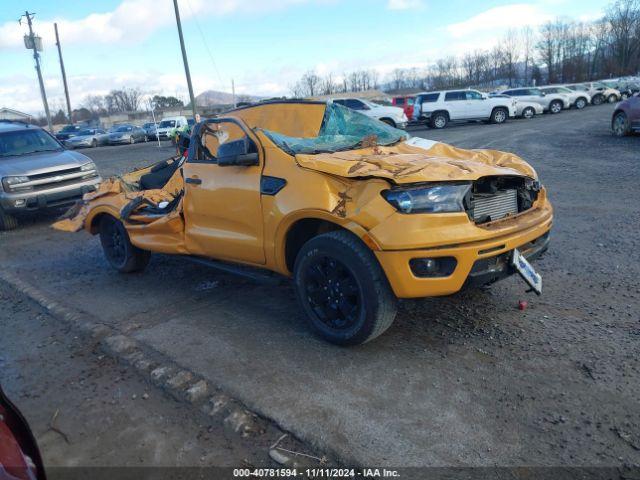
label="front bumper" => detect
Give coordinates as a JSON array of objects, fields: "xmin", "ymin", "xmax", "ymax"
[
  {"xmin": 65, "ymin": 140, "xmax": 91, "ymax": 148},
  {"xmin": 373, "ymin": 203, "xmax": 553, "ymax": 298},
  {"xmin": 0, "ymin": 177, "xmax": 101, "ymax": 213}
]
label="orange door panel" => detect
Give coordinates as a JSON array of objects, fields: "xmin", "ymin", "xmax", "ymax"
[{"xmin": 183, "ymin": 120, "xmax": 265, "ymax": 264}]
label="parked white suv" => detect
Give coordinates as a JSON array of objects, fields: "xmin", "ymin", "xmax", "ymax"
[
  {"xmin": 567, "ymin": 82, "xmax": 621, "ymax": 105},
  {"xmin": 412, "ymin": 89, "xmax": 516, "ymax": 129},
  {"xmin": 332, "ymin": 98, "xmax": 408, "ymax": 129},
  {"xmin": 539, "ymin": 85, "xmax": 590, "ymax": 109},
  {"xmin": 155, "ymin": 116, "xmax": 188, "ymax": 140},
  {"xmin": 501, "ymin": 87, "xmax": 570, "ymax": 114}
]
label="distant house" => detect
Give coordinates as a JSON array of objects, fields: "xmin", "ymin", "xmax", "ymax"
[{"xmin": 0, "ymin": 108, "xmax": 33, "ymax": 122}]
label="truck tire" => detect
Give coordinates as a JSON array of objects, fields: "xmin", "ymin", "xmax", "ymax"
[
  {"xmin": 99, "ymin": 216, "xmax": 150, "ymax": 273},
  {"xmin": 549, "ymin": 100, "xmax": 563, "ymax": 114},
  {"xmin": 612, "ymin": 112, "xmax": 630, "ymax": 137},
  {"xmin": 430, "ymin": 112, "xmax": 448, "ymax": 129},
  {"xmin": 293, "ymin": 230, "xmax": 397, "ymax": 346},
  {"xmin": 490, "ymin": 107, "xmax": 508, "ymax": 124},
  {"xmin": 0, "ymin": 208, "xmax": 18, "ymax": 231}
]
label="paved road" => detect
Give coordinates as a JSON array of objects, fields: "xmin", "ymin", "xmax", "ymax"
[{"xmin": 1, "ymin": 105, "xmax": 639, "ymax": 467}]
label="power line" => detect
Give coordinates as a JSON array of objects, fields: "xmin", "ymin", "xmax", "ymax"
[{"xmin": 184, "ymin": 0, "xmax": 225, "ymax": 89}]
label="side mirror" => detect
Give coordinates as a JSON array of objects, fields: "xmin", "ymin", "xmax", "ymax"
[{"xmin": 217, "ymin": 138, "xmax": 259, "ymax": 167}]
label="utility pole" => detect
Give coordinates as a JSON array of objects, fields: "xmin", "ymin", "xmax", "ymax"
[
  {"xmin": 54, "ymin": 23, "xmax": 73, "ymax": 124},
  {"xmin": 21, "ymin": 11, "xmax": 52, "ymax": 132},
  {"xmin": 172, "ymin": 0, "xmax": 197, "ymax": 119},
  {"xmin": 232, "ymin": 79, "xmax": 236, "ymax": 108}
]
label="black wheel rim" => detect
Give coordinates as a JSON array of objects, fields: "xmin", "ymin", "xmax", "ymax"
[
  {"xmin": 104, "ymin": 220, "xmax": 127, "ymax": 266},
  {"xmin": 304, "ymin": 255, "xmax": 361, "ymax": 331}
]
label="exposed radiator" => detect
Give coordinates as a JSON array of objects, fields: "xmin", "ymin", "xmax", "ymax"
[{"xmin": 473, "ymin": 189, "xmax": 518, "ymax": 223}]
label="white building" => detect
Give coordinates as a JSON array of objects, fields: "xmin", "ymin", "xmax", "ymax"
[{"xmin": 0, "ymin": 108, "xmax": 33, "ymax": 122}]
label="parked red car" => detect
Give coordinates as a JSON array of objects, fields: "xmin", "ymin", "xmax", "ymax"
[
  {"xmin": 612, "ymin": 94, "xmax": 640, "ymax": 137},
  {"xmin": 392, "ymin": 96, "xmax": 415, "ymax": 122}
]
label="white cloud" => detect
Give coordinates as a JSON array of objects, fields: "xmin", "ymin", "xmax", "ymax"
[
  {"xmin": 446, "ymin": 4, "xmax": 553, "ymax": 39},
  {"xmin": 387, "ymin": 0, "xmax": 423, "ymax": 10},
  {"xmin": 0, "ymin": 0, "xmax": 328, "ymax": 50}
]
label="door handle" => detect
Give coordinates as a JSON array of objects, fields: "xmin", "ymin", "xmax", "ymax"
[{"xmin": 186, "ymin": 177, "xmax": 202, "ymax": 185}]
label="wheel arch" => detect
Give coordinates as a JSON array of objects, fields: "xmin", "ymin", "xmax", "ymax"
[
  {"xmin": 378, "ymin": 117, "xmax": 396, "ymax": 128},
  {"xmin": 277, "ymin": 211, "xmax": 376, "ymax": 274},
  {"xmin": 87, "ymin": 206, "xmax": 121, "ymax": 235}
]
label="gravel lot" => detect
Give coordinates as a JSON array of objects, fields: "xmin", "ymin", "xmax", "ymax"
[{"xmin": 1, "ymin": 104, "xmax": 638, "ymax": 469}]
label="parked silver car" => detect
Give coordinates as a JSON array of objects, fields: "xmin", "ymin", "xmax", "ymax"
[
  {"xmin": 107, "ymin": 124, "xmax": 147, "ymax": 145},
  {"xmin": 501, "ymin": 87, "xmax": 571, "ymax": 114},
  {"xmin": 63, "ymin": 128, "xmax": 109, "ymax": 149},
  {"xmin": 539, "ymin": 85, "xmax": 590, "ymax": 109},
  {"xmin": 0, "ymin": 120, "xmax": 101, "ymax": 230}
]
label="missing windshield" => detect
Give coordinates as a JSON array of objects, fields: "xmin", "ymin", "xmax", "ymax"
[{"xmin": 259, "ymin": 102, "xmax": 407, "ymax": 155}]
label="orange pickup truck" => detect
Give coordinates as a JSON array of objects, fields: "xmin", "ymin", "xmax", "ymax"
[{"xmin": 56, "ymin": 100, "xmax": 552, "ymax": 345}]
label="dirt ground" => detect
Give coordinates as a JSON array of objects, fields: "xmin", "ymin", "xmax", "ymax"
[
  {"xmin": 0, "ymin": 281, "xmax": 309, "ymax": 471},
  {"xmin": 1, "ymin": 105, "xmax": 639, "ymax": 470}
]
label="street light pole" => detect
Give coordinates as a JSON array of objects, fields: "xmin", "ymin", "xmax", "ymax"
[
  {"xmin": 22, "ymin": 11, "xmax": 52, "ymax": 132},
  {"xmin": 172, "ymin": 0, "xmax": 197, "ymax": 119},
  {"xmin": 54, "ymin": 23, "xmax": 73, "ymax": 124}
]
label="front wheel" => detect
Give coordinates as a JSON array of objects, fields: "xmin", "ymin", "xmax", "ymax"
[
  {"xmin": 607, "ymin": 94, "xmax": 618, "ymax": 104},
  {"xmin": 0, "ymin": 208, "xmax": 18, "ymax": 231},
  {"xmin": 549, "ymin": 100, "xmax": 563, "ymax": 114},
  {"xmin": 129, "ymin": 136, "xmax": 135, "ymax": 144},
  {"xmin": 91, "ymin": 138, "xmax": 98, "ymax": 148},
  {"xmin": 592, "ymin": 94, "xmax": 604, "ymax": 105},
  {"xmin": 99, "ymin": 216, "xmax": 150, "ymax": 273},
  {"xmin": 491, "ymin": 107, "xmax": 508, "ymax": 124},
  {"xmin": 612, "ymin": 112, "xmax": 630, "ymax": 137},
  {"xmin": 293, "ymin": 231, "xmax": 397, "ymax": 346}
]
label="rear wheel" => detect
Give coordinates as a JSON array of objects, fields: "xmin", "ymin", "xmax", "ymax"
[
  {"xmin": 91, "ymin": 138, "xmax": 98, "ymax": 148},
  {"xmin": 293, "ymin": 230, "xmax": 397, "ymax": 346},
  {"xmin": 612, "ymin": 112, "xmax": 630, "ymax": 137},
  {"xmin": 491, "ymin": 107, "xmax": 508, "ymax": 124},
  {"xmin": 430, "ymin": 112, "xmax": 448, "ymax": 129},
  {"xmin": 592, "ymin": 94, "xmax": 604, "ymax": 105},
  {"xmin": 522, "ymin": 107, "xmax": 535, "ymax": 119},
  {"xmin": 380, "ymin": 118, "xmax": 396, "ymax": 128},
  {"xmin": 575, "ymin": 97, "xmax": 587, "ymax": 109},
  {"xmin": 99, "ymin": 216, "xmax": 150, "ymax": 273},
  {"xmin": 549, "ymin": 100, "xmax": 563, "ymax": 114},
  {"xmin": 607, "ymin": 94, "xmax": 618, "ymax": 104},
  {"xmin": 0, "ymin": 208, "xmax": 18, "ymax": 231}
]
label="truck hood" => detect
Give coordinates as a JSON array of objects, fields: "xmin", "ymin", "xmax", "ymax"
[
  {"xmin": 295, "ymin": 137, "xmax": 537, "ymax": 184},
  {"xmin": 0, "ymin": 149, "xmax": 92, "ymax": 177}
]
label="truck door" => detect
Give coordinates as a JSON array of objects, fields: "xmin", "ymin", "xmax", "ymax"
[{"xmin": 182, "ymin": 119, "xmax": 266, "ymax": 264}]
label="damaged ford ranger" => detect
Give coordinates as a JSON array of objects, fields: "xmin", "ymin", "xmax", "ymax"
[{"xmin": 55, "ymin": 101, "xmax": 552, "ymax": 346}]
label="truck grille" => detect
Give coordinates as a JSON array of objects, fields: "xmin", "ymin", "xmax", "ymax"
[{"xmin": 472, "ymin": 189, "xmax": 518, "ymax": 223}]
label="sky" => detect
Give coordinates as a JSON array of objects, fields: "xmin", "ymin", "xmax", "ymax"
[{"xmin": 0, "ymin": 0, "xmax": 609, "ymax": 115}]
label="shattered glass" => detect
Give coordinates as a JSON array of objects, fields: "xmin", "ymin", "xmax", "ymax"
[{"xmin": 259, "ymin": 102, "xmax": 407, "ymax": 155}]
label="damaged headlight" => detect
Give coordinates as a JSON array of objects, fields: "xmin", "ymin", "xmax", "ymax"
[{"xmin": 382, "ymin": 183, "xmax": 471, "ymax": 214}]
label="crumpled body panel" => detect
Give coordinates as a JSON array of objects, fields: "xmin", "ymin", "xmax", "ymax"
[
  {"xmin": 53, "ymin": 159, "xmax": 188, "ymax": 254},
  {"xmin": 295, "ymin": 138, "xmax": 536, "ymax": 184}
]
